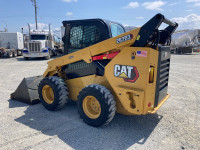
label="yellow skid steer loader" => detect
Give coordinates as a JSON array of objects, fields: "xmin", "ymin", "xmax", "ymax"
[{"xmin": 11, "ymin": 14, "xmax": 178, "ymax": 127}]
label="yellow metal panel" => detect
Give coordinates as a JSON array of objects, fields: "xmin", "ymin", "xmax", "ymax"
[
  {"xmin": 65, "ymin": 75, "xmax": 109, "ymax": 100},
  {"xmin": 104, "ymin": 47, "xmax": 159, "ymax": 115},
  {"xmin": 115, "ymin": 87, "xmax": 144, "ymax": 115}
]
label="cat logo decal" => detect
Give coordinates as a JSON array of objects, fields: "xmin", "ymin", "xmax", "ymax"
[{"xmin": 114, "ymin": 65, "xmax": 139, "ymax": 83}]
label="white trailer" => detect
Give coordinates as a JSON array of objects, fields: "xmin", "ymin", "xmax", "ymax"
[
  {"xmin": 171, "ymin": 29, "xmax": 200, "ymax": 54},
  {"xmin": 0, "ymin": 32, "xmax": 24, "ymax": 58}
]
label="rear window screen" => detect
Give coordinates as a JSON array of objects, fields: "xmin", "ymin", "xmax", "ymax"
[{"xmin": 69, "ymin": 25, "xmax": 101, "ymax": 52}]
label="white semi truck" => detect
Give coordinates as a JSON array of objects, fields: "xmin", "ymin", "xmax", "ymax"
[
  {"xmin": 23, "ymin": 24, "xmax": 61, "ymax": 60},
  {"xmin": 0, "ymin": 32, "xmax": 24, "ymax": 58}
]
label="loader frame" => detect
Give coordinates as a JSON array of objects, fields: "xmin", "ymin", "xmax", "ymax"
[
  {"xmin": 41, "ymin": 14, "xmax": 177, "ymax": 115},
  {"xmin": 11, "ymin": 14, "xmax": 178, "ymax": 117}
]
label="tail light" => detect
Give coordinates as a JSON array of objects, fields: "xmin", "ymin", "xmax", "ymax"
[{"xmin": 149, "ymin": 66, "xmax": 154, "ymax": 83}]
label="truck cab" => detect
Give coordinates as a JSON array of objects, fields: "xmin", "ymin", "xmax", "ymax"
[{"xmin": 23, "ymin": 30, "xmax": 57, "ymax": 60}]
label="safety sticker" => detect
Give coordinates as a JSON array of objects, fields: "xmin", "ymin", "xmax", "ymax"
[
  {"xmin": 136, "ymin": 50, "xmax": 147, "ymax": 57},
  {"xmin": 136, "ymin": 35, "xmax": 140, "ymax": 40}
]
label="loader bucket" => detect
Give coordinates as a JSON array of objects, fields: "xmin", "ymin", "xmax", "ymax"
[{"xmin": 11, "ymin": 76, "xmax": 43, "ymax": 105}]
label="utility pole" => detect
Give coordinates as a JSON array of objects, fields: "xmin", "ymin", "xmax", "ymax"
[{"xmin": 30, "ymin": 0, "xmax": 38, "ymax": 30}]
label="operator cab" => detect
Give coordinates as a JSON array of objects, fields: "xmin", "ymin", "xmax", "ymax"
[
  {"xmin": 62, "ymin": 19, "xmax": 125, "ymax": 55},
  {"xmin": 62, "ymin": 19, "xmax": 125, "ymax": 79}
]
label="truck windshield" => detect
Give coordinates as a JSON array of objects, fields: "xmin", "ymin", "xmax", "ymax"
[{"xmin": 31, "ymin": 35, "xmax": 46, "ymax": 40}]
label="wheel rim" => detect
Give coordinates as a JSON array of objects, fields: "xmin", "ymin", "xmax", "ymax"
[
  {"xmin": 42, "ymin": 85, "xmax": 54, "ymax": 104},
  {"xmin": 83, "ymin": 96, "xmax": 101, "ymax": 119}
]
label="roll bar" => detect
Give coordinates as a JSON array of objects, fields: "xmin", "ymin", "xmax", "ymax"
[
  {"xmin": 154, "ymin": 13, "xmax": 178, "ymax": 28},
  {"xmin": 163, "ymin": 18, "xmax": 176, "ymax": 27}
]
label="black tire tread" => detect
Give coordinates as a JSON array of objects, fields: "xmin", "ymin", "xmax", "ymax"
[
  {"xmin": 38, "ymin": 76, "xmax": 68, "ymax": 110},
  {"xmin": 8, "ymin": 51, "xmax": 12, "ymax": 58},
  {"xmin": 12, "ymin": 51, "xmax": 17, "ymax": 57},
  {"xmin": 78, "ymin": 84, "xmax": 116, "ymax": 126}
]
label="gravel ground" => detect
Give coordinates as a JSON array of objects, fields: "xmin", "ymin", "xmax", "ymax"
[{"xmin": 0, "ymin": 54, "xmax": 200, "ymax": 150}]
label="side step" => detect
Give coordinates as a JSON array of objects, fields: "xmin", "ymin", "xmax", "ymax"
[{"xmin": 10, "ymin": 76, "xmax": 43, "ymax": 105}]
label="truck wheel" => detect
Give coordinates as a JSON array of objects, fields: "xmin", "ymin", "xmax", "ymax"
[
  {"xmin": 8, "ymin": 51, "xmax": 13, "ymax": 58},
  {"xmin": 77, "ymin": 84, "xmax": 116, "ymax": 127},
  {"xmin": 17, "ymin": 50, "xmax": 22, "ymax": 56},
  {"xmin": 24, "ymin": 57, "xmax": 29, "ymax": 60},
  {"xmin": 177, "ymin": 49, "xmax": 181, "ymax": 54},
  {"xmin": 38, "ymin": 76, "xmax": 69, "ymax": 111},
  {"xmin": 12, "ymin": 51, "xmax": 17, "ymax": 57},
  {"xmin": 175, "ymin": 48, "xmax": 178, "ymax": 54},
  {"xmin": 53, "ymin": 51, "xmax": 58, "ymax": 56}
]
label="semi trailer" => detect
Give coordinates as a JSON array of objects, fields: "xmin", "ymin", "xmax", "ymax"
[
  {"xmin": 171, "ymin": 29, "xmax": 200, "ymax": 54},
  {"xmin": 0, "ymin": 32, "xmax": 24, "ymax": 58}
]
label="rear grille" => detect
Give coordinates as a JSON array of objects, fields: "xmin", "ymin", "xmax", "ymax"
[
  {"xmin": 154, "ymin": 46, "xmax": 171, "ymax": 107},
  {"xmin": 28, "ymin": 42, "xmax": 41, "ymax": 52},
  {"xmin": 159, "ymin": 59, "xmax": 170, "ymax": 91}
]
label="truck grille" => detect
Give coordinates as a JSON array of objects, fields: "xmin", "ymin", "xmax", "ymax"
[
  {"xmin": 28, "ymin": 42, "xmax": 41, "ymax": 52},
  {"xmin": 154, "ymin": 46, "xmax": 171, "ymax": 107}
]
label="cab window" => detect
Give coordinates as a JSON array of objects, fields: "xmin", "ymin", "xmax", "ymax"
[
  {"xmin": 30, "ymin": 35, "xmax": 46, "ymax": 40},
  {"xmin": 69, "ymin": 25, "xmax": 101, "ymax": 52},
  {"xmin": 110, "ymin": 23, "xmax": 125, "ymax": 37}
]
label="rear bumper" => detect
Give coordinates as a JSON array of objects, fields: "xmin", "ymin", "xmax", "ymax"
[
  {"xmin": 148, "ymin": 94, "xmax": 170, "ymax": 114},
  {"xmin": 23, "ymin": 52, "xmax": 49, "ymax": 58}
]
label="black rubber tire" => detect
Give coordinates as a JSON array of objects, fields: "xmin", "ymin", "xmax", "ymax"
[
  {"xmin": 177, "ymin": 49, "xmax": 182, "ymax": 54},
  {"xmin": 53, "ymin": 51, "xmax": 57, "ymax": 56},
  {"xmin": 17, "ymin": 50, "xmax": 22, "ymax": 56},
  {"xmin": 77, "ymin": 84, "xmax": 116, "ymax": 127},
  {"xmin": 12, "ymin": 51, "xmax": 17, "ymax": 57},
  {"xmin": 38, "ymin": 76, "xmax": 69, "ymax": 111},
  {"xmin": 175, "ymin": 48, "xmax": 177, "ymax": 54},
  {"xmin": 49, "ymin": 50, "xmax": 53, "ymax": 56},
  {"xmin": 8, "ymin": 51, "xmax": 13, "ymax": 58}
]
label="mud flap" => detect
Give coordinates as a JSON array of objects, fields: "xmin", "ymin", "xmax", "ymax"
[{"xmin": 10, "ymin": 76, "xmax": 43, "ymax": 105}]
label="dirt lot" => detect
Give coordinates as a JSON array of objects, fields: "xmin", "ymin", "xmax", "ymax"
[{"xmin": 0, "ymin": 54, "xmax": 200, "ymax": 150}]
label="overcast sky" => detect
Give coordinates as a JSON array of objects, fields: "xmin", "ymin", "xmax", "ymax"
[{"xmin": 0, "ymin": 0, "xmax": 200, "ymax": 33}]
